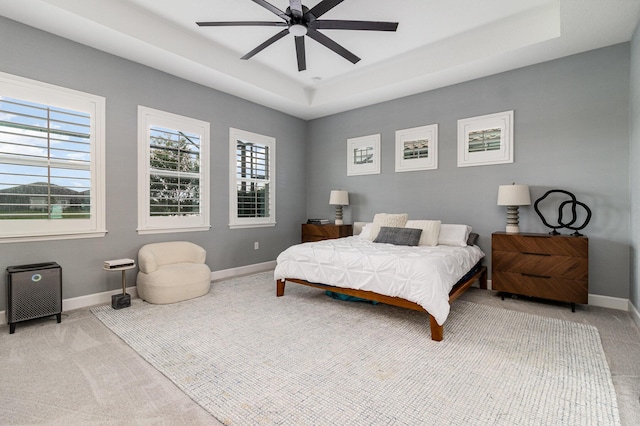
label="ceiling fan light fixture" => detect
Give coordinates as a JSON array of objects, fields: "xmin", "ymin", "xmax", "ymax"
[
  {"xmin": 289, "ymin": 23, "xmax": 307, "ymax": 36},
  {"xmin": 197, "ymin": 0, "xmax": 398, "ymax": 71}
]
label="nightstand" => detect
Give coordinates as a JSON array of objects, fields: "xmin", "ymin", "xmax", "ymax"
[
  {"xmin": 491, "ymin": 232, "xmax": 588, "ymax": 311},
  {"xmin": 302, "ymin": 223, "xmax": 353, "ymax": 243}
]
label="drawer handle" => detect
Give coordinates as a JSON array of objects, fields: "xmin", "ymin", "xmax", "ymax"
[
  {"xmin": 521, "ymin": 272, "xmax": 551, "ymax": 279},
  {"xmin": 522, "ymin": 252, "xmax": 551, "ymax": 257}
]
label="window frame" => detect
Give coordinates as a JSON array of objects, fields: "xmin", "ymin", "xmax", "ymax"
[
  {"xmin": 229, "ymin": 127, "xmax": 276, "ymax": 229},
  {"xmin": 0, "ymin": 71, "xmax": 106, "ymax": 243},
  {"xmin": 137, "ymin": 106, "xmax": 210, "ymax": 235}
]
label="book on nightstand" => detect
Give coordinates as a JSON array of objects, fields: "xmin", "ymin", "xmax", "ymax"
[{"xmin": 307, "ymin": 219, "xmax": 330, "ymax": 225}]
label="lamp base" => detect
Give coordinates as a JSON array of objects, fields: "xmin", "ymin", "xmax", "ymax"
[
  {"xmin": 334, "ymin": 205, "xmax": 344, "ymax": 226},
  {"xmin": 505, "ymin": 224, "xmax": 520, "ymax": 233}
]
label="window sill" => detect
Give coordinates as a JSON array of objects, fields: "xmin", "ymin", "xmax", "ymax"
[
  {"xmin": 137, "ymin": 225, "xmax": 211, "ymax": 235},
  {"xmin": 0, "ymin": 230, "xmax": 108, "ymax": 244},
  {"xmin": 228, "ymin": 222, "xmax": 276, "ymax": 230}
]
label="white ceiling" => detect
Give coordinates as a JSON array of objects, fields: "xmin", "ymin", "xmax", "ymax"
[{"xmin": 1, "ymin": 0, "xmax": 639, "ymax": 120}]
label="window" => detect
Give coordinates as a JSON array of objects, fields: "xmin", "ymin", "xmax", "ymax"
[
  {"xmin": 0, "ymin": 72, "xmax": 106, "ymax": 243},
  {"xmin": 229, "ymin": 128, "xmax": 275, "ymax": 229},
  {"xmin": 137, "ymin": 106, "xmax": 210, "ymax": 234}
]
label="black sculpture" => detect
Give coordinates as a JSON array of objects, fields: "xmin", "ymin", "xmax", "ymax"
[{"xmin": 533, "ymin": 189, "xmax": 591, "ymax": 236}]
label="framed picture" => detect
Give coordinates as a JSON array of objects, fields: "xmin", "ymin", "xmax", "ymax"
[
  {"xmin": 347, "ymin": 134, "xmax": 380, "ymax": 176},
  {"xmin": 395, "ymin": 124, "xmax": 438, "ymax": 172},
  {"xmin": 457, "ymin": 110, "xmax": 514, "ymax": 167}
]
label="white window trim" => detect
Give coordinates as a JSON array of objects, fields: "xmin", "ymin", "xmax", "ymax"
[
  {"xmin": 0, "ymin": 72, "xmax": 106, "ymax": 243},
  {"xmin": 137, "ymin": 106, "xmax": 210, "ymax": 235},
  {"xmin": 229, "ymin": 128, "xmax": 276, "ymax": 229}
]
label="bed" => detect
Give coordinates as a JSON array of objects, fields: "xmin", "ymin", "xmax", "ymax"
[{"xmin": 274, "ymin": 218, "xmax": 487, "ymax": 341}]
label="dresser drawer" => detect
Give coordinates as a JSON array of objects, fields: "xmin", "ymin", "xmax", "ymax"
[
  {"xmin": 492, "ymin": 271, "xmax": 588, "ymax": 304},
  {"xmin": 492, "ymin": 251, "xmax": 588, "ymax": 280},
  {"xmin": 492, "ymin": 233, "xmax": 588, "ymax": 257},
  {"xmin": 301, "ymin": 224, "xmax": 352, "ymax": 243}
]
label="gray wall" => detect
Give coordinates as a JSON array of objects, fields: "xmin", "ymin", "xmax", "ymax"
[
  {"xmin": 0, "ymin": 17, "xmax": 307, "ymax": 309},
  {"xmin": 306, "ymin": 43, "xmax": 631, "ymax": 299},
  {"xmin": 631, "ymin": 21, "xmax": 640, "ymax": 310},
  {"xmin": 0, "ymin": 16, "xmax": 636, "ymax": 308}
]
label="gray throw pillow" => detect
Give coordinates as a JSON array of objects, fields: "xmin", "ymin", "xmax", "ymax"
[{"xmin": 373, "ymin": 226, "xmax": 422, "ymax": 246}]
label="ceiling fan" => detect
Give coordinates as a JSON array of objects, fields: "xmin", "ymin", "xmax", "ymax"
[{"xmin": 196, "ymin": 0, "xmax": 398, "ymax": 72}]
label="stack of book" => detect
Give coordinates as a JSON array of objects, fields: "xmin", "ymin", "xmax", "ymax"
[{"xmin": 307, "ymin": 219, "xmax": 330, "ymax": 225}]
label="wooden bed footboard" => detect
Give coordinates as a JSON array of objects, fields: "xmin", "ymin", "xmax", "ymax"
[{"xmin": 276, "ymin": 266, "xmax": 487, "ymax": 342}]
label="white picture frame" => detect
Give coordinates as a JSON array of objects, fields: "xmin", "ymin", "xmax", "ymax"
[
  {"xmin": 347, "ymin": 134, "xmax": 381, "ymax": 176},
  {"xmin": 457, "ymin": 110, "xmax": 514, "ymax": 167},
  {"xmin": 395, "ymin": 124, "xmax": 438, "ymax": 172}
]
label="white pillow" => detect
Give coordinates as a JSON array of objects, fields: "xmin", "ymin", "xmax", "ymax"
[
  {"xmin": 368, "ymin": 213, "xmax": 409, "ymax": 241},
  {"xmin": 357, "ymin": 222, "xmax": 373, "ymax": 239},
  {"xmin": 405, "ymin": 220, "xmax": 441, "ymax": 246},
  {"xmin": 438, "ymin": 224, "xmax": 472, "ymax": 247}
]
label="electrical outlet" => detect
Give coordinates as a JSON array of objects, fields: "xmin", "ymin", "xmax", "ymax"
[{"xmin": 254, "ymin": 242, "xmax": 259, "ymax": 250}]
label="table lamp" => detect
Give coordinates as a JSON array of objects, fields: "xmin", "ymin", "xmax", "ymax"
[
  {"xmin": 497, "ymin": 183, "xmax": 531, "ymax": 233},
  {"xmin": 329, "ymin": 190, "xmax": 349, "ymax": 225}
]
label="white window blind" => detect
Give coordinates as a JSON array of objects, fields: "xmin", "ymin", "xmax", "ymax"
[
  {"xmin": 236, "ymin": 141, "xmax": 269, "ymax": 218},
  {"xmin": 149, "ymin": 126, "xmax": 201, "ymax": 217},
  {"xmin": 0, "ymin": 72, "xmax": 106, "ymax": 243},
  {"xmin": 229, "ymin": 128, "xmax": 275, "ymax": 229},
  {"xmin": 137, "ymin": 106, "xmax": 210, "ymax": 234},
  {"xmin": 0, "ymin": 98, "xmax": 91, "ymax": 219}
]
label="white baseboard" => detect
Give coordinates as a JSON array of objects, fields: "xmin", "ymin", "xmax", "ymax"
[
  {"xmin": 629, "ymin": 301, "xmax": 640, "ymax": 329},
  {"xmin": 484, "ymin": 279, "xmax": 630, "ymax": 312},
  {"xmin": 210, "ymin": 260, "xmax": 276, "ymax": 282},
  {"xmin": 0, "ymin": 263, "xmax": 633, "ymax": 326},
  {"xmin": 63, "ymin": 286, "xmax": 140, "ymax": 312},
  {"xmin": 0, "ymin": 286, "xmax": 140, "ymax": 326},
  {"xmin": 0, "ymin": 261, "xmax": 277, "ymax": 326},
  {"xmin": 588, "ymin": 293, "xmax": 629, "ymax": 311}
]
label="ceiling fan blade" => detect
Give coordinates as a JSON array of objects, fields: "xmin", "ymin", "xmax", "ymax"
[
  {"xmin": 241, "ymin": 29, "xmax": 289, "ymax": 60},
  {"xmin": 196, "ymin": 21, "xmax": 287, "ymax": 27},
  {"xmin": 289, "ymin": 0, "xmax": 304, "ymax": 20},
  {"xmin": 295, "ymin": 36, "xmax": 306, "ymax": 71},
  {"xmin": 315, "ymin": 20, "xmax": 398, "ymax": 31},
  {"xmin": 306, "ymin": 28, "xmax": 360, "ymax": 64},
  {"xmin": 307, "ymin": 0, "xmax": 344, "ymax": 19},
  {"xmin": 251, "ymin": 0, "xmax": 290, "ymax": 22}
]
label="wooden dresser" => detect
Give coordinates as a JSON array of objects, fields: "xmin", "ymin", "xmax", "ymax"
[
  {"xmin": 301, "ymin": 224, "xmax": 352, "ymax": 243},
  {"xmin": 491, "ymin": 232, "xmax": 588, "ymax": 311}
]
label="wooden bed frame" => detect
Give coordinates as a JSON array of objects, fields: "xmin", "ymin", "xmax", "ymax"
[{"xmin": 276, "ymin": 265, "xmax": 487, "ymax": 342}]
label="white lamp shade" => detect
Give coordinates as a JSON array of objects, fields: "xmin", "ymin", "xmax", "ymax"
[
  {"xmin": 329, "ymin": 190, "xmax": 349, "ymax": 206},
  {"xmin": 497, "ymin": 184, "xmax": 531, "ymax": 206}
]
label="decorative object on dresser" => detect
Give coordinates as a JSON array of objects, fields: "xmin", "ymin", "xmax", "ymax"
[
  {"xmin": 302, "ymin": 223, "xmax": 353, "ymax": 243},
  {"xmin": 491, "ymin": 232, "xmax": 588, "ymax": 312},
  {"xmin": 497, "ymin": 183, "xmax": 531, "ymax": 233},
  {"xmin": 328, "ymin": 190, "xmax": 349, "ymax": 225},
  {"xmin": 533, "ymin": 189, "xmax": 592, "ymax": 236}
]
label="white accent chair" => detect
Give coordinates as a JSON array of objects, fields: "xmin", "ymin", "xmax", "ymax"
[{"xmin": 136, "ymin": 241, "xmax": 211, "ymax": 304}]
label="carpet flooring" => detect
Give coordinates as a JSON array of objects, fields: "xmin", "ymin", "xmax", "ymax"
[{"xmin": 92, "ymin": 272, "xmax": 620, "ymax": 425}]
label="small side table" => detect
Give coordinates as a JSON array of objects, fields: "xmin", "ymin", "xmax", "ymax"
[{"xmin": 103, "ymin": 263, "xmax": 136, "ymax": 309}]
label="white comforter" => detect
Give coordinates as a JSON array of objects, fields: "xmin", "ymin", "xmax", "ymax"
[{"xmin": 274, "ymin": 236, "xmax": 485, "ymax": 325}]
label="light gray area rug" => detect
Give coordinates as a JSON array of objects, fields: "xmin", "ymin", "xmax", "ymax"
[{"xmin": 92, "ymin": 272, "xmax": 620, "ymax": 425}]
